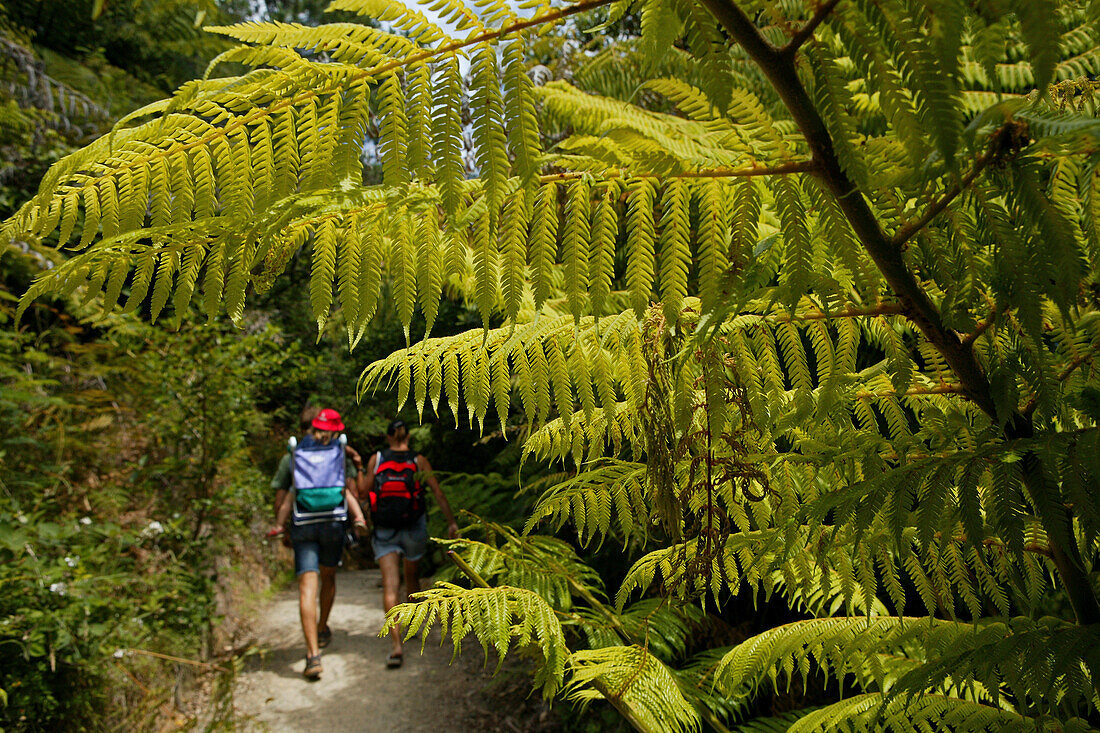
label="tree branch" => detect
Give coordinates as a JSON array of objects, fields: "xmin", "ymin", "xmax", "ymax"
[{"xmin": 780, "ymin": 0, "xmax": 843, "ymax": 58}]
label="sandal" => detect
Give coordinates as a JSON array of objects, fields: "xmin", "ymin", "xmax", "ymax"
[
  {"xmin": 386, "ymin": 652, "xmax": 403, "ymax": 669},
  {"xmin": 304, "ymin": 654, "xmax": 323, "ymax": 680},
  {"xmin": 318, "ymin": 626, "xmax": 332, "ymax": 649}
]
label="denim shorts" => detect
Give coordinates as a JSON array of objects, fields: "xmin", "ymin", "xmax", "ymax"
[
  {"xmin": 290, "ymin": 520, "xmax": 345, "ymax": 575},
  {"xmin": 371, "ymin": 515, "xmax": 429, "ymax": 562}
]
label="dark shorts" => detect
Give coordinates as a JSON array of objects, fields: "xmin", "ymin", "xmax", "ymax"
[
  {"xmin": 371, "ymin": 515, "xmax": 429, "ymax": 562},
  {"xmin": 290, "ymin": 520, "xmax": 345, "ymax": 575}
]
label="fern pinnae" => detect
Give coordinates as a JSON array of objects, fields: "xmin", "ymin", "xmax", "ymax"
[
  {"xmin": 271, "ymin": 107, "xmax": 301, "ymax": 201},
  {"xmin": 378, "ymin": 72, "xmax": 410, "ymax": 187},
  {"xmin": 658, "ymin": 178, "xmax": 690, "ymax": 328},
  {"xmin": 337, "ymin": 217, "xmax": 362, "ymax": 335},
  {"xmin": 416, "ymin": 210, "xmax": 444, "ymax": 338},
  {"xmin": 547, "ymin": 336, "xmax": 575, "ymax": 431},
  {"xmin": 384, "ymin": 583, "xmax": 568, "ymax": 698},
  {"xmin": 727, "ymin": 176, "xmax": 759, "ymax": 278},
  {"xmin": 431, "ymin": 56, "xmax": 467, "ymax": 218},
  {"xmin": 500, "ymin": 187, "xmax": 530, "ymax": 324},
  {"xmin": 502, "ymin": 37, "xmax": 542, "ymax": 187},
  {"xmin": 392, "ymin": 209, "xmax": 419, "ymax": 340},
  {"xmin": 310, "ymin": 218, "xmax": 338, "ymax": 332},
  {"xmin": 354, "ymin": 211, "xmax": 384, "ymax": 339},
  {"xmin": 223, "ymin": 236, "xmax": 256, "ymax": 324},
  {"xmin": 201, "ymin": 239, "xmax": 227, "ymax": 320},
  {"xmin": 472, "ymin": 207, "xmax": 500, "ymax": 329},
  {"xmin": 122, "ymin": 247, "xmax": 157, "ymax": 317},
  {"xmin": 529, "ymin": 182, "xmax": 560, "ymax": 311},
  {"xmin": 568, "ymin": 645, "xmax": 700, "ymax": 733},
  {"xmin": 471, "ymin": 43, "xmax": 510, "ymax": 218},
  {"xmin": 406, "ymin": 62, "xmax": 433, "ymax": 182},
  {"xmin": 590, "ymin": 181, "xmax": 620, "ymax": 320},
  {"xmin": 328, "ymin": 0, "xmax": 453, "ymax": 45},
  {"xmin": 564, "ymin": 177, "xmax": 593, "ymax": 323},
  {"xmin": 694, "ymin": 178, "xmax": 730, "ymax": 314}
]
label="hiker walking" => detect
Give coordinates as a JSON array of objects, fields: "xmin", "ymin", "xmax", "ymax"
[
  {"xmin": 362, "ymin": 419, "xmax": 459, "ymax": 668},
  {"xmin": 268, "ymin": 408, "xmax": 369, "ymax": 679}
]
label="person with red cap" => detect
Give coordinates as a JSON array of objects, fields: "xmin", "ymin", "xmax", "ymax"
[
  {"xmin": 361, "ymin": 418, "xmax": 459, "ymax": 668},
  {"xmin": 268, "ymin": 406, "xmax": 368, "ymax": 679}
]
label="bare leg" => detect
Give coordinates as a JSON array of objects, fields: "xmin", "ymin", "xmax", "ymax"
[
  {"xmin": 298, "ymin": 571, "xmax": 320, "ymax": 658},
  {"xmin": 318, "ymin": 566, "xmax": 337, "ymax": 633},
  {"xmin": 378, "ymin": 552, "xmax": 404, "ymax": 657},
  {"xmin": 404, "ymin": 557, "xmax": 421, "ymax": 603}
]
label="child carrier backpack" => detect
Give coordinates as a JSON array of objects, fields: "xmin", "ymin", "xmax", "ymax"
[
  {"xmin": 370, "ymin": 449, "xmax": 425, "ymax": 529},
  {"xmin": 290, "ymin": 434, "xmax": 349, "ymax": 526}
]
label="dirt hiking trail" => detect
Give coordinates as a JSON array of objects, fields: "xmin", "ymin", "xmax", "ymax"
[{"xmin": 234, "ymin": 568, "xmax": 513, "ymax": 732}]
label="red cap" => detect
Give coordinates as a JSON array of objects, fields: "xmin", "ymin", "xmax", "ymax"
[{"xmin": 311, "ymin": 408, "xmax": 345, "ymax": 432}]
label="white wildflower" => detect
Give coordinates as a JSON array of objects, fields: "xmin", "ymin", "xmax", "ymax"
[
  {"xmin": 49, "ymin": 582, "xmax": 67, "ymax": 595},
  {"xmin": 141, "ymin": 520, "xmax": 165, "ymax": 538},
  {"xmin": 80, "ymin": 516, "xmax": 92, "ymax": 526},
  {"xmin": 113, "ymin": 649, "xmax": 126, "ymax": 659},
  {"xmin": 64, "ymin": 556, "xmax": 79, "ymax": 568}
]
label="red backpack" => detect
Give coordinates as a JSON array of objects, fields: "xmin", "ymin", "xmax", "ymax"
[{"xmin": 370, "ymin": 449, "xmax": 425, "ymax": 529}]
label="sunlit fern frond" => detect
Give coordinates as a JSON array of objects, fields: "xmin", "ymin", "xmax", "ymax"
[{"xmin": 384, "ymin": 582, "xmax": 568, "ymax": 698}]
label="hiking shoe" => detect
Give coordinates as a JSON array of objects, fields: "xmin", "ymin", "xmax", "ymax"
[
  {"xmin": 318, "ymin": 626, "xmax": 332, "ymax": 649},
  {"xmin": 304, "ymin": 655, "xmax": 323, "ymax": 680}
]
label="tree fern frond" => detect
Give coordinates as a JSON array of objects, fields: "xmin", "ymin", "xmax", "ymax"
[
  {"xmin": 524, "ymin": 460, "xmax": 649, "ymax": 548},
  {"xmin": 384, "ymin": 583, "xmax": 568, "ymax": 698}
]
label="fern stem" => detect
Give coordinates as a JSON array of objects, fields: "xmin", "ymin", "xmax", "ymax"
[
  {"xmin": 447, "ymin": 549, "xmax": 491, "ymax": 588},
  {"xmin": 960, "ymin": 306, "xmax": 998, "ymax": 346},
  {"xmin": 537, "ymin": 160, "xmax": 817, "ymax": 184},
  {"xmin": 765, "ymin": 301, "xmax": 904, "ymax": 322},
  {"xmin": 589, "ymin": 678, "xmax": 662, "ymax": 733},
  {"xmin": 779, "ymin": 0, "xmax": 843, "ymax": 58},
  {"xmin": 365, "ymin": 0, "xmax": 618, "ymax": 80},
  {"xmin": 854, "ymin": 384, "xmax": 965, "ymax": 399},
  {"xmin": 890, "ymin": 147, "xmax": 996, "ymax": 250}
]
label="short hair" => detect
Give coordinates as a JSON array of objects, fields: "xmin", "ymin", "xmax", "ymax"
[
  {"xmin": 387, "ymin": 419, "xmax": 407, "ymax": 437},
  {"xmin": 300, "ymin": 405, "xmax": 321, "ymax": 431}
]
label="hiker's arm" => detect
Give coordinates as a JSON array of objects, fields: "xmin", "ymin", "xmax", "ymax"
[
  {"xmin": 271, "ymin": 454, "xmax": 292, "ymax": 518},
  {"xmin": 347, "ymin": 447, "xmax": 368, "ymax": 500},
  {"xmin": 344, "ymin": 484, "xmax": 367, "ymax": 525},
  {"xmin": 272, "ymin": 488, "xmax": 294, "ymax": 530},
  {"xmin": 360, "ymin": 453, "xmax": 377, "ymax": 501},
  {"xmin": 344, "ymin": 456, "xmax": 367, "ymax": 526},
  {"xmin": 418, "ymin": 456, "xmax": 459, "ymax": 539},
  {"xmin": 273, "ymin": 489, "xmax": 288, "ymax": 519}
]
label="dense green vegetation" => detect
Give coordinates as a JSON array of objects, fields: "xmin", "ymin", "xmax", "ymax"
[{"xmin": 7, "ymin": 0, "xmax": 1100, "ymax": 731}]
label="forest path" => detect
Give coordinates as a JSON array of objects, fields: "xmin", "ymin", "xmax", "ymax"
[{"xmin": 233, "ymin": 568, "xmax": 476, "ymax": 732}]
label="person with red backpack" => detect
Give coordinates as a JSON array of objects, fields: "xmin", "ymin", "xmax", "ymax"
[
  {"xmin": 268, "ymin": 408, "xmax": 369, "ymax": 680},
  {"xmin": 361, "ymin": 419, "xmax": 459, "ymax": 668}
]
